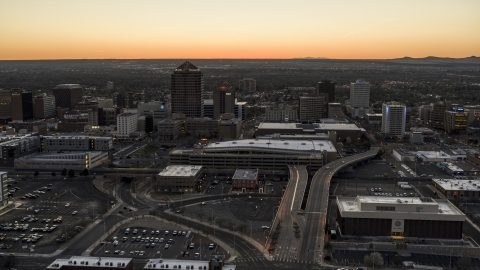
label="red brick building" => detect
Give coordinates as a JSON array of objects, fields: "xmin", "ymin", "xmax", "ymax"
[{"xmin": 232, "ymin": 169, "xmax": 258, "ymax": 192}]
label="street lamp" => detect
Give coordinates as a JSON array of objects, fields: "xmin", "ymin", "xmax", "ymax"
[
  {"xmin": 213, "ymin": 217, "xmax": 218, "ymax": 238},
  {"xmin": 273, "ymin": 206, "xmax": 280, "ymax": 222}
]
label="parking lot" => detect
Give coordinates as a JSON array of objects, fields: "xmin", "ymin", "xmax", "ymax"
[
  {"xmin": 94, "ymin": 226, "xmax": 220, "ymax": 260},
  {"xmin": 180, "ymin": 196, "xmax": 280, "ymax": 245},
  {"xmin": 0, "ymin": 177, "xmax": 112, "ymax": 254}
]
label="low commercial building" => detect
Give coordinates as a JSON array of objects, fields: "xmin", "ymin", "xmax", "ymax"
[
  {"xmin": 328, "ymin": 103, "xmax": 343, "ymax": 118},
  {"xmin": 46, "ymin": 256, "xmax": 133, "ymax": 270},
  {"xmin": 392, "ymin": 149, "xmax": 416, "ymax": 162},
  {"xmin": 219, "ymin": 118, "xmax": 242, "ymax": 139},
  {"xmin": 414, "ymin": 151, "xmax": 451, "ymax": 162},
  {"xmin": 143, "ymin": 257, "xmax": 235, "ymax": 270},
  {"xmin": 158, "ymin": 119, "xmax": 183, "ymax": 140},
  {"xmin": 41, "ymin": 135, "xmax": 113, "ymax": 152},
  {"xmin": 184, "ymin": 118, "xmax": 220, "ymax": 137},
  {"xmin": 143, "ymin": 259, "xmax": 209, "ymax": 270},
  {"xmin": 265, "ymin": 108, "xmax": 298, "ymax": 122},
  {"xmin": 156, "ymin": 165, "xmax": 203, "ymax": 192},
  {"xmin": 0, "ymin": 134, "xmax": 40, "ymax": 167},
  {"xmin": 436, "ymin": 162, "xmax": 480, "ymax": 176},
  {"xmin": 255, "ymin": 122, "xmax": 366, "ymax": 144},
  {"xmin": 432, "ymin": 178, "xmax": 480, "ymax": 198},
  {"xmin": 337, "ymin": 196, "xmax": 465, "ymax": 239},
  {"xmin": 467, "ymin": 151, "xmax": 480, "ymax": 167},
  {"xmin": 366, "ymin": 113, "xmax": 382, "ymax": 125},
  {"xmin": 15, "ymin": 151, "xmax": 108, "ymax": 170},
  {"xmin": 232, "ymin": 169, "xmax": 258, "ymax": 192}
]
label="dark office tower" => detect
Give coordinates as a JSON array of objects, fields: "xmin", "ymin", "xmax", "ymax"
[
  {"xmin": 52, "ymin": 84, "xmax": 83, "ymax": 109},
  {"xmin": 213, "ymin": 81, "xmax": 235, "ymax": 119},
  {"xmin": 125, "ymin": 92, "xmax": 135, "ymax": 108},
  {"xmin": 317, "ymin": 80, "xmax": 336, "ymax": 103},
  {"xmin": 11, "ymin": 89, "xmax": 33, "ymax": 121},
  {"xmin": 171, "ymin": 61, "xmax": 204, "ymax": 118},
  {"xmin": 116, "ymin": 93, "xmax": 125, "ymax": 107},
  {"xmin": 0, "ymin": 89, "xmax": 12, "ymax": 121}
]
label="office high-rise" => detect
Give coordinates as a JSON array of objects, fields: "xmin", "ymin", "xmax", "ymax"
[
  {"xmin": 350, "ymin": 79, "xmax": 370, "ymax": 108},
  {"xmin": 171, "ymin": 61, "xmax": 204, "ymax": 118},
  {"xmin": 0, "ymin": 89, "xmax": 12, "ymax": 121},
  {"xmin": 298, "ymin": 93, "xmax": 326, "ymax": 121},
  {"xmin": 213, "ymin": 82, "xmax": 235, "ymax": 119},
  {"xmin": 239, "ymin": 78, "xmax": 256, "ymax": 92},
  {"xmin": 33, "ymin": 94, "xmax": 56, "ymax": 119},
  {"xmin": 382, "ymin": 102, "xmax": 406, "ymax": 137},
  {"xmin": 52, "ymin": 84, "xmax": 83, "ymax": 109},
  {"xmin": 11, "ymin": 89, "xmax": 33, "ymax": 122},
  {"xmin": 318, "ymin": 80, "xmax": 336, "ymax": 103},
  {"xmin": 116, "ymin": 93, "xmax": 125, "ymax": 107}
]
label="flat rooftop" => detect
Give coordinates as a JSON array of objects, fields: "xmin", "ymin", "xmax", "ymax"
[
  {"xmin": 47, "ymin": 256, "xmax": 132, "ymax": 269},
  {"xmin": 232, "ymin": 169, "xmax": 258, "ymax": 181},
  {"xmin": 415, "ymin": 151, "xmax": 450, "ymax": 159},
  {"xmin": 43, "ymin": 135, "xmax": 110, "ymax": 140},
  {"xmin": 206, "ymin": 139, "xmax": 337, "ymax": 153},
  {"xmin": 337, "ymin": 196, "xmax": 464, "ymax": 216},
  {"xmin": 257, "ymin": 122, "xmax": 363, "ymax": 131},
  {"xmin": 433, "ymin": 178, "xmax": 480, "ymax": 191},
  {"xmin": 158, "ymin": 165, "xmax": 203, "ymax": 177},
  {"xmin": 143, "ymin": 259, "xmax": 209, "ymax": 269}
]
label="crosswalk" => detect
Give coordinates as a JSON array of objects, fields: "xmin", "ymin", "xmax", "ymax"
[
  {"xmin": 234, "ymin": 257, "xmax": 314, "ymax": 264},
  {"xmin": 234, "ymin": 257, "xmax": 266, "ymax": 263},
  {"xmin": 271, "ymin": 258, "xmax": 315, "ymax": 264}
]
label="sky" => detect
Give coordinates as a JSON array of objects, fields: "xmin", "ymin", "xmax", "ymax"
[{"xmin": 1, "ymin": 0, "xmax": 479, "ymax": 60}]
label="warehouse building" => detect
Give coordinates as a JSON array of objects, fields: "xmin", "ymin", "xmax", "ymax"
[{"xmin": 337, "ymin": 196, "xmax": 465, "ymax": 239}]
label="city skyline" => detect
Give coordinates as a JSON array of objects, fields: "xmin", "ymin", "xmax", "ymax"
[{"xmin": 1, "ymin": 0, "xmax": 479, "ymax": 60}]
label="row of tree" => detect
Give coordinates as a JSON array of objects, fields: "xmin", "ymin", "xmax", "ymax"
[{"xmin": 33, "ymin": 168, "xmax": 90, "ymax": 178}]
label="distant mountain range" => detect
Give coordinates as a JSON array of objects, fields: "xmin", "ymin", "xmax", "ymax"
[{"xmin": 293, "ymin": 56, "xmax": 478, "ymax": 60}]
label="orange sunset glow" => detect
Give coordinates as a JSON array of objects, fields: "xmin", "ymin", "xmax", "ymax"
[{"xmin": 1, "ymin": 0, "xmax": 479, "ymax": 60}]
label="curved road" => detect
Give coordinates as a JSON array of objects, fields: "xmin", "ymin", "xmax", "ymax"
[{"xmin": 298, "ymin": 147, "xmax": 380, "ymax": 263}]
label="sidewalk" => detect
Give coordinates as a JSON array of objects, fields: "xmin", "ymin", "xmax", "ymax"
[{"xmin": 0, "ymin": 201, "xmax": 22, "ymax": 216}]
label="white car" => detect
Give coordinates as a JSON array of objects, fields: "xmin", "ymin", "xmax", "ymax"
[
  {"xmin": 65, "ymin": 203, "xmax": 70, "ymax": 207},
  {"xmin": 113, "ymin": 240, "xmax": 119, "ymax": 246}
]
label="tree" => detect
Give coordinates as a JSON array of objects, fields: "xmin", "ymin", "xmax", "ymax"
[
  {"xmin": 393, "ymin": 255, "xmax": 403, "ymax": 266},
  {"xmin": 215, "ymin": 218, "xmax": 225, "ymax": 228},
  {"xmin": 68, "ymin": 169, "xmax": 75, "ymax": 178},
  {"xmin": 456, "ymin": 257, "xmax": 472, "ymax": 270},
  {"xmin": 83, "ymin": 168, "xmax": 89, "ymax": 178},
  {"xmin": 4, "ymin": 253, "xmax": 16, "ymax": 268},
  {"xmin": 34, "ymin": 171, "xmax": 39, "ymax": 178},
  {"xmin": 237, "ymin": 223, "xmax": 249, "ymax": 235},
  {"xmin": 345, "ymin": 136, "xmax": 352, "ymax": 146},
  {"xmin": 364, "ymin": 252, "xmax": 384, "ymax": 266},
  {"xmin": 51, "ymin": 172, "xmax": 56, "ymax": 177},
  {"xmin": 61, "ymin": 168, "xmax": 68, "ymax": 177}
]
